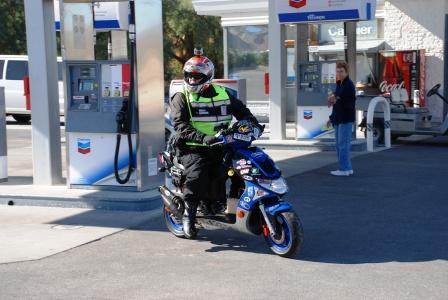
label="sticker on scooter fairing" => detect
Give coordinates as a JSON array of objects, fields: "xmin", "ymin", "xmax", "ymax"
[
  {"xmin": 251, "ymin": 167, "xmax": 260, "ymax": 174},
  {"xmin": 233, "ymin": 133, "xmax": 251, "ymax": 142},
  {"xmin": 238, "ymin": 159, "xmax": 246, "ymax": 165},
  {"xmin": 240, "ymin": 168, "xmax": 250, "ymax": 175},
  {"xmin": 251, "ymin": 152, "xmax": 264, "ymax": 158},
  {"xmin": 247, "ymin": 186, "xmax": 254, "ymax": 197},
  {"xmin": 238, "ymin": 124, "xmax": 250, "ymax": 133},
  {"xmin": 239, "ymin": 201, "xmax": 251, "ymax": 210}
]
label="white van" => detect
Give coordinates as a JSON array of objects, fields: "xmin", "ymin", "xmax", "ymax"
[{"xmin": 0, "ymin": 55, "xmax": 64, "ymax": 123}]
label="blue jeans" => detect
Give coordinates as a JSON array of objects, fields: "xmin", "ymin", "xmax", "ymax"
[{"xmin": 334, "ymin": 123, "xmax": 353, "ymax": 171}]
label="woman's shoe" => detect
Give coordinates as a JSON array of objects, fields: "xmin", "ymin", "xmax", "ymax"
[{"xmin": 330, "ymin": 170, "xmax": 350, "ymax": 176}]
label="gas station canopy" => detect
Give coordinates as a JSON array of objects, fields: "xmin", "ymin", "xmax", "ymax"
[
  {"xmin": 276, "ymin": 0, "xmax": 376, "ymax": 24},
  {"xmin": 54, "ymin": 0, "xmax": 129, "ymax": 30}
]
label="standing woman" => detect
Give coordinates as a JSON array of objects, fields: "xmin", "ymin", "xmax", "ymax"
[{"xmin": 328, "ymin": 62, "xmax": 356, "ymax": 176}]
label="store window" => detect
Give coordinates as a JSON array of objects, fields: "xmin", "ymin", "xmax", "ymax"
[
  {"xmin": 6, "ymin": 60, "xmax": 28, "ymax": 81},
  {"xmin": 228, "ymin": 25, "xmax": 269, "ymax": 102},
  {"xmin": 307, "ymin": 19, "xmax": 385, "ymax": 93}
]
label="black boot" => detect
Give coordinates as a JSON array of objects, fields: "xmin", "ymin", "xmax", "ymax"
[{"xmin": 182, "ymin": 202, "xmax": 198, "ymax": 239}]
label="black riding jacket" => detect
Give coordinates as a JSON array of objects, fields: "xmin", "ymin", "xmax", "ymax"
[{"xmin": 170, "ymin": 85, "xmax": 258, "ymax": 144}]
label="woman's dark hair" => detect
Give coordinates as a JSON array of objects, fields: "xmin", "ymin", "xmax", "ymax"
[{"xmin": 336, "ymin": 62, "xmax": 349, "ymax": 73}]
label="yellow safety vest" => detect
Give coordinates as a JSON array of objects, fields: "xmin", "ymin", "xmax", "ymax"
[{"xmin": 183, "ymin": 84, "xmax": 232, "ymax": 136}]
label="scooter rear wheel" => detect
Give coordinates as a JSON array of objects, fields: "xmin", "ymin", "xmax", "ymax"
[
  {"xmin": 163, "ymin": 205, "xmax": 185, "ymax": 238},
  {"xmin": 263, "ymin": 211, "xmax": 304, "ymax": 258}
]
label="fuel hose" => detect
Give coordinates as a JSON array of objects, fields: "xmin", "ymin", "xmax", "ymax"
[{"xmin": 114, "ymin": 0, "xmax": 136, "ymax": 184}]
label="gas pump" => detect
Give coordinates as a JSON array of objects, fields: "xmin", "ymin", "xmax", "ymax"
[
  {"xmin": 60, "ymin": 0, "xmax": 164, "ymax": 191},
  {"xmin": 296, "ymin": 61, "xmax": 337, "ymax": 139}
]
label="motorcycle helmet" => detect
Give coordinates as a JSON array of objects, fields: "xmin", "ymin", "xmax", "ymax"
[{"xmin": 183, "ymin": 48, "xmax": 215, "ymax": 93}]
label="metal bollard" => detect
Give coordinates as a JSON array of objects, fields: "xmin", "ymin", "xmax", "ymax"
[
  {"xmin": 366, "ymin": 96, "xmax": 391, "ymax": 152},
  {"xmin": 0, "ymin": 87, "xmax": 7, "ymax": 182}
]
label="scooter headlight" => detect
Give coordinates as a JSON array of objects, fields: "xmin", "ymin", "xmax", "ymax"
[{"xmin": 257, "ymin": 177, "xmax": 288, "ymax": 194}]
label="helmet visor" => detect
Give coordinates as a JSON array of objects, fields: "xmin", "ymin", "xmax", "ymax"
[{"xmin": 184, "ymin": 72, "xmax": 208, "ymax": 86}]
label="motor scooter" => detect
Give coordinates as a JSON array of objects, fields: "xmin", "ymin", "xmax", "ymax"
[{"xmin": 158, "ymin": 120, "xmax": 304, "ymax": 258}]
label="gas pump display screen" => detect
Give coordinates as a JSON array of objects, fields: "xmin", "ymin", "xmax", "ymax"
[
  {"xmin": 67, "ymin": 64, "xmax": 99, "ymax": 112},
  {"xmin": 299, "ymin": 63, "xmax": 320, "ymax": 93},
  {"xmin": 304, "ymin": 64, "xmax": 318, "ymax": 73},
  {"xmin": 78, "ymin": 79, "xmax": 94, "ymax": 91},
  {"xmin": 80, "ymin": 67, "xmax": 96, "ymax": 77}
]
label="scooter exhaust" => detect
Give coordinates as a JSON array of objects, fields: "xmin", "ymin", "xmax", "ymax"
[{"xmin": 159, "ymin": 185, "xmax": 184, "ymax": 219}]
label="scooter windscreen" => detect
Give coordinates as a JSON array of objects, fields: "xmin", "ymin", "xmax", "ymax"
[{"xmin": 221, "ymin": 120, "xmax": 263, "ymax": 147}]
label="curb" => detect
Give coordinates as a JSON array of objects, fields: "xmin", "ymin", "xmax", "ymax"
[{"xmin": 0, "ymin": 189, "xmax": 162, "ymax": 212}]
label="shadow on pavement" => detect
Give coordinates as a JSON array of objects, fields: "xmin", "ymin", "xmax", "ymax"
[
  {"xmin": 1, "ymin": 176, "xmax": 34, "ymax": 185},
  {"xmin": 198, "ymin": 233, "xmax": 271, "ymax": 256},
  {"xmin": 45, "ymin": 209, "xmax": 154, "ymax": 229}
]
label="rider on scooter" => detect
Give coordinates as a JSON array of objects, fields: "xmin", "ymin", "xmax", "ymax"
[{"xmin": 170, "ymin": 48, "xmax": 260, "ymax": 239}]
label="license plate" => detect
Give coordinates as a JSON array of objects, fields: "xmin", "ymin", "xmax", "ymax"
[{"xmin": 233, "ymin": 133, "xmax": 251, "ymax": 142}]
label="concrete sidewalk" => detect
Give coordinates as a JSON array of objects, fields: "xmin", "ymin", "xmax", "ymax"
[
  {"xmin": 0, "ymin": 206, "xmax": 158, "ymax": 264},
  {"xmin": 0, "ymin": 180, "xmax": 161, "ymax": 211}
]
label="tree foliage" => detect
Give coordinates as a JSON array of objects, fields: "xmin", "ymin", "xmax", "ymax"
[
  {"xmin": 0, "ymin": 0, "xmax": 27, "ymax": 54},
  {"xmin": 0, "ymin": 0, "xmax": 224, "ymax": 85},
  {"xmin": 163, "ymin": 0, "xmax": 223, "ymax": 83}
]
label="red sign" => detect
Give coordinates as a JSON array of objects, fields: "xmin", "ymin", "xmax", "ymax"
[
  {"xmin": 289, "ymin": 0, "xmax": 306, "ymax": 9},
  {"xmin": 121, "ymin": 64, "xmax": 131, "ymax": 98}
]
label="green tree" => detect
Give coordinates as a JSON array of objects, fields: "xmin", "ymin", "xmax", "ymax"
[
  {"xmin": 0, "ymin": 0, "xmax": 27, "ymax": 54},
  {"xmin": 163, "ymin": 0, "xmax": 223, "ymax": 84}
]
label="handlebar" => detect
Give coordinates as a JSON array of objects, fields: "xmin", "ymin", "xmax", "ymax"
[{"xmin": 184, "ymin": 122, "xmax": 265, "ymax": 148}]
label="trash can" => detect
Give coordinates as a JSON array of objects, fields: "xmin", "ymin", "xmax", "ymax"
[{"xmin": 0, "ymin": 87, "xmax": 7, "ymax": 182}]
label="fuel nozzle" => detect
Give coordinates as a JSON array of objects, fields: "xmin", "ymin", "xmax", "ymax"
[{"xmin": 116, "ymin": 98, "xmax": 129, "ymax": 133}]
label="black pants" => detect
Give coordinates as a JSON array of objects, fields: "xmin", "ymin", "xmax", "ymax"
[{"xmin": 179, "ymin": 150, "xmax": 223, "ymax": 207}]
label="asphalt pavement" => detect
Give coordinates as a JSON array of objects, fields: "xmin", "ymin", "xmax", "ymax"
[{"xmin": 0, "ymin": 135, "xmax": 447, "ymax": 300}]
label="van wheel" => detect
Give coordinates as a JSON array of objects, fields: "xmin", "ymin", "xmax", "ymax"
[{"xmin": 12, "ymin": 115, "xmax": 31, "ymax": 124}]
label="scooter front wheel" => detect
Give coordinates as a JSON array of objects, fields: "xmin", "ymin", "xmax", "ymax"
[
  {"xmin": 163, "ymin": 205, "xmax": 185, "ymax": 238},
  {"xmin": 263, "ymin": 210, "xmax": 304, "ymax": 258}
]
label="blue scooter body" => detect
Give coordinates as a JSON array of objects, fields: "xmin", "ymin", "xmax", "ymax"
[{"xmin": 160, "ymin": 120, "xmax": 303, "ymax": 257}]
